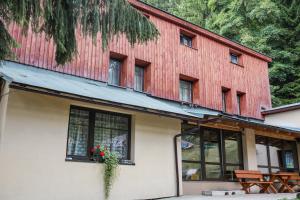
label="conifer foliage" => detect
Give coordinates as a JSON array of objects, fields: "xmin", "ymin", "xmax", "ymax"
[{"xmin": 0, "ymin": 0, "xmax": 159, "ymax": 65}]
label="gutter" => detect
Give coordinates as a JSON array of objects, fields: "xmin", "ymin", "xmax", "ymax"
[{"xmin": 173, "ymin": 117, "xmax": 221, "ymax": 197}]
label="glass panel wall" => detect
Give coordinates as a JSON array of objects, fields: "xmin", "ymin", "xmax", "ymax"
[
  {"xmin": 255, "ymin": 135, "xmax": 299, "ymax": 173},
  {"xmin": 181, "ymin": 124, "xmax": 243, "ymax": 181}
]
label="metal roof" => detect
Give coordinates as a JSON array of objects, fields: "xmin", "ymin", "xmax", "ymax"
[
  {"xmin": 262, "ymin": 102, "xmax": 300, "ymax": 115},
  {"xmin": 1, "ymin": 61, "xmax": 299, "ymax": 135},
  {"xmin": 0, "ymin": 61, "xmax": 197, "ymax": 119}
]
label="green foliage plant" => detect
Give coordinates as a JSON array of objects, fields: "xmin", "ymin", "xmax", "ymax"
[
  {"xmin": 91, "ymin": 145, "xmax": 119, "ymax": 200},
  {"xmin": 0, "ymin": 0, "xmax": 159, "ymax": 65}
]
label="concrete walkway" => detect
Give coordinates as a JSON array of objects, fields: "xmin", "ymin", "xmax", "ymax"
[{"xmin": 165, "ymin": 193, "xmax": 298, "ymax": 200}]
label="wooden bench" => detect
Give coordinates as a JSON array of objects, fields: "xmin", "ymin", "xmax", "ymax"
[
  {"xmin": 286, "ymin": 172, "xmax": 300, "ymax": 191},
  {"xmin": 235, "ymin": 170, "xmax": 277, "ymax": 194}
]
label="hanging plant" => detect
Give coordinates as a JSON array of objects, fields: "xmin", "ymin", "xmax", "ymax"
[{"xmin": 91, "ymin": 145, "xmax": 119, "ymax": 199}]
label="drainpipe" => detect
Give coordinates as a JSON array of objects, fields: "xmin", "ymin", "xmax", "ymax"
[
  {"xmin": 174, "ymin": 117, "xmax": 221, "ymax": 197},
  {"xmin": 0, "ymin": 78, "xmax": 11, "ymax": 150}
]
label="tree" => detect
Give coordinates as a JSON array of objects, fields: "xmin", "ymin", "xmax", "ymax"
[{"xmin": 0, "ymin": 0, "xmax": 159, "ymax": 65}]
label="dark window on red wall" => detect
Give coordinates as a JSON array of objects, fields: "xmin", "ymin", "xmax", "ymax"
[
  {"xmin": 230, "ymin": 54, "xmax": 239, "ymax": 65},
  {"xmin": 134, "ymin": 65, "xmax": 144, "ymax": 92},
  {"xmin": 236, "ymin": 92, "xmax": 245, "ymax": 115},
  {"xmin": 222, "ymin": 88, "xmax": 230, "ymax": 113},
  {"xmin": 180, "ymin": 80, "xmax": 193, "ymax": 102},
  {"xmin": 180, "ymin": 34, "xmax": 193, "ymax": 48},
  {"xmin": 108, "ymin": 58, "xmax": 122, "ymax": 86}
]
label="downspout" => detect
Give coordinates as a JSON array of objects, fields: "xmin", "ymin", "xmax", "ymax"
[
  {"xmin": 0, "ymin": 77, "xmax": 11, "ymax": 150},
  {"xmin": 174, "ymin": 117, "xmax": 221, "ymax": 197}
]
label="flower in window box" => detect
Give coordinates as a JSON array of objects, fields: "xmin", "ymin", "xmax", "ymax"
[{"xmin": 100, "ymin": 151, "xmax": 105, "ymax": 157}]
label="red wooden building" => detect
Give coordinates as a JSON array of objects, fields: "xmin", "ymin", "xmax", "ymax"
[
  {"xmin": 5, "ymin": 1, "xmax": 300, "ymax": 199},
  {"xmin": 7, "ymin": 0, "xmax": 272, "ymax": 120}
]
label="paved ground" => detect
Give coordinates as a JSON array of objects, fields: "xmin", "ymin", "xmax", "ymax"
[{"xmin": 165, "ymin": 193, "xmax": 298, "ymax": 200}]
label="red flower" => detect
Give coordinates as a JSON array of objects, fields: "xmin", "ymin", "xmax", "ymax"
[
  {"xmin": 100, "ymin": 151, "xmax": 105, "ymax": 157},
  {"xmin": 91, "ymin": 148, "xmax": 95, "ymax": 153},
  {"xmin": 96, "ymin": 145, "xmax": 100, "ymax": 149}
]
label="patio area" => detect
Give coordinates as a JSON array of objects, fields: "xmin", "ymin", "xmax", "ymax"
[{"xmin": 165, "ymin": 193, "xmax": 298, "ymax": 200}]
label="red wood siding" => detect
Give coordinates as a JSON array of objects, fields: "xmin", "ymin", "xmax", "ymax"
[{"xmin": 7, "ymin": 5, "xmax": 272, "ymax": 119}]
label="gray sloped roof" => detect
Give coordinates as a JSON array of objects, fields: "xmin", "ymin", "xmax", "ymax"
[
  {"xmin": 1, "ymin": 61, "xmax": 300, "ymax": 135},
  {"xmin": 0, "ymin": 61, "xmax": 196, "ymax": 119},
  {"xmin": 262, "ymin": 102, "xmax": 300, "ymax": 115}
]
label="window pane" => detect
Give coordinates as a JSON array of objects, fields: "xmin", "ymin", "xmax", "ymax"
[
  {"xmin": 180, "ymin": 34, "xmax": 192, "ymax": 48},
  {"xmin": 222, "ymin": 91, "xmax": 227, "ymax": 112},
  {"xmin": 224, "ymin": 132, "xmax": 240, "ymax": 164},
  {"xmin": 203, "ymin": 129, "xmax": 220, "ymax": 163},
  {"xmin": 67, "ymin": 109, "xmax": 89, "ymax": 157},
  {"xmin": 134, "ymin": 66, "xmax": 144, "ymax": 92},
  {"xmin": 182, "ymin": 162, "xmax": 201, "ymax": 181},
  {"xmin": 180, "ymin": 80, "xmax": 192, "ymax": 102},
  {"xmin": 258, "ymin": 167, "xmax": 269, "ymax": 174},
  {"xmin": 237, "ymin": 95, "xmax": 241, "ymax": 115},
  {"xmin": 224, "ymin": 165, "xmax": 241, "ymax": 181},
  {"xmin": 181, "ymin": 135, "xmax": 201, "ymax": 161},
  {"xmin": 256, "ymin": 137, "xmax": 268, "ymax": 166},
  {"xmin": 205, "ymin": 164, "xmax": 221, "ymax": 179},
  {"xmin": 230, "ymin": 54, "xmax": 238, "ymax": 64},
  {"xmin": 108, "ymin": 59, "xmax": 121, "ymax": 86},
  {"xmin": 268, "ymin": 138, "xmax": 282, "ymax": 168},
  {"xmin": 94, "ymin": 112, "xmax": 130, "ymax": 160},
  {"xmin": 271, "ymin": 168, "xmax": 280, "ymax": 173},
  {"xmin": 283, "ymin": 141, "xmax": 298, "ymax": 170}
]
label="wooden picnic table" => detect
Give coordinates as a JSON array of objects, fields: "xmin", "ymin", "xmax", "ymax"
[{"xmin": 262, "ymin": 172, "xmax": 296, "ymax": 193}]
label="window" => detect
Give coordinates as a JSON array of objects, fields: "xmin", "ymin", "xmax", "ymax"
[
  {"xmin": 180, "ymin": 34, "xmax": 193, "ymax": 48},
  {"xmin": 67, "ymin": 106, "xmax": 131, "ymax": 161},
  {"xmin": 256, "ymin": 136, "xmax": 299, "ymax": 173},
  {"xmin": 181, "ymin": 125, "xmax": 243, "ymax": 181},
  {"xmin": 236, "ymin": 92, "xmax": 245, "ymax": 115},
  {"xmin": 222, "ymin": 88, "xmax": 230, "ymax": 112},
  {"xmin": 230, "ymin": 53, "xmax": 239, "ymax": 65},
  {"xmin": 134, "ymin": 65, "xmax": 144, "ymax": 92},
  {"xmin": 108, "ymin": 58, "xmax": 122, "ymax": 86},
  {"xmin": 180, "ymin": 80, "xmax": 193, "ymax": 102}
]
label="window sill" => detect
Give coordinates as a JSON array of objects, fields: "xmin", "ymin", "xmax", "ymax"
[
  {"xmin": 179, "ymin": 43, "xmax": 198, "ymax": 51},
  {"xmin": 230, "ymin": 61, "xmax": 244, "ymax": 67},
  {"xmin": 65, "ymin": 157, "xmax": 135, "ymax": 166},
  {"xmin": 133, "ymin": 89, "xmax": 150, "ymax": 95},
  {"xmin": 107, "ymin": 83, "xmax": 127, "ymax": 90},
  {"xmin": 180, "ymin": 100, "xmax": 193, "ymax": 105}
]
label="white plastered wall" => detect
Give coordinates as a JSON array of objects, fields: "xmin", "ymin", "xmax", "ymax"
[{"xmin": 0, "ymin": 89, "xmax": 182, "ymax": 200}]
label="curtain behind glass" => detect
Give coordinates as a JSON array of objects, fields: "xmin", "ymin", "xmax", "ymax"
[
  {"xmin": 180, "ymin": 80, "xmax": 192, "ymax": 102},
  {"xmin": 94, "ymin": 112, "xmax": 129, "ymax": 159},
  {"xmin": 134, "ymin": 66, "xmax": 144, "ymax": 91},
  {"xmin": 108, "ymin": 59, "xmax": 121, "ymax": 86},
  {"xmin": 67, "ymin": 109, "xmax": 89, "ymax": 156}
]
